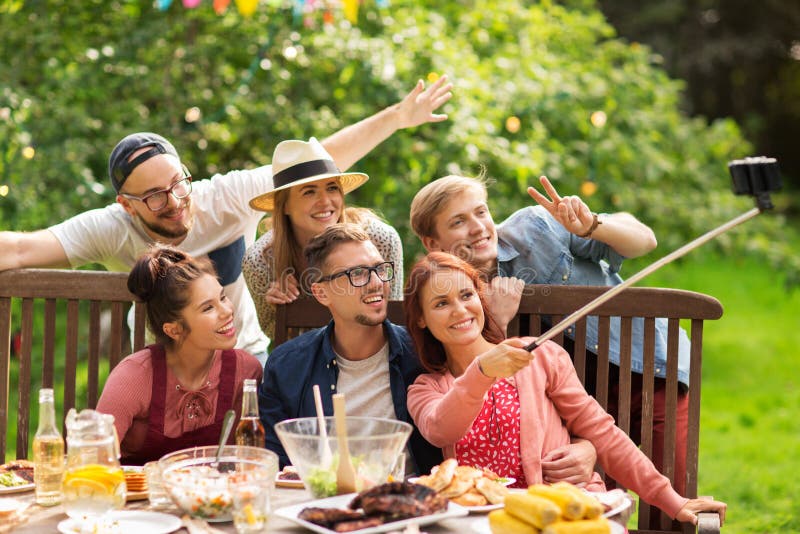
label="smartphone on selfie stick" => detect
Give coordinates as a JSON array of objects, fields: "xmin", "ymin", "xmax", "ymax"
[{"xmin": 524, "ymin": 157, "xmax": 782, "ymax": 353}]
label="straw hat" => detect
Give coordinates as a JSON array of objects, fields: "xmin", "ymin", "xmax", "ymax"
[{"xmin": 249, "ymin": 137, "xmax": 368, "ymax": 212}]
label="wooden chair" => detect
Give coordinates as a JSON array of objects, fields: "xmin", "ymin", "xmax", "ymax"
[
  {"xmin": 0, "ymin": 269, "xmax": 147, "ymax": 460},
  {"xmin": 272, "ymin": 285, "xmax": 723, "ymax": 534}
]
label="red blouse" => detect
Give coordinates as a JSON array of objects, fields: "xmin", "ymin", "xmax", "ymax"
[{"xmin": 454, "ymin": 378, "xmax": 527, "ymax": 488}]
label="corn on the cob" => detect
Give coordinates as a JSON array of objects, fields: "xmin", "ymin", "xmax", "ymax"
[
  {"xmin": 550, "ymin": 481, "xmax": 605, "ymax": 519},
  {"xmin": 527, "ymin": 484, "xmax": 586, "ymax": 520},
  {"xmin": 488, "ymin": 509, "xmax": 539, "ymax": 534},
  {"xmin": 504, "ymin": 492, "xmax": 560, "ymax": 529},
  {"xmin": 541, "ymin": 517, "xmax": 612, "ymax": 534}
]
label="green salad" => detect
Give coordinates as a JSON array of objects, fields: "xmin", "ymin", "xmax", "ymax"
[
  {"xmin": 304, "ymin": 454, "xmax": 370, "ymax": 498},
  {"xmin": 305, "ymin": 466, "xmax": 338, "ymax": 498},
  {"xmin": 0, "ymin": 471, "xmax": 28, "ymax": 487}
]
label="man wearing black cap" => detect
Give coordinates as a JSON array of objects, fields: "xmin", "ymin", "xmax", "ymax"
[{"xmin": 0, "ymin": 76, "xmax": 453, "ymax": 361}]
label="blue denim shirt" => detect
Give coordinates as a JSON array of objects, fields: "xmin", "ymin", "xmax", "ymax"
[
  {"xmin": 258, "ymin": 320, "xmax": 443, "ymax": 473},
  {"xmin": 497, "ymin": 206, "xmax": 690, "ymax": 386}
]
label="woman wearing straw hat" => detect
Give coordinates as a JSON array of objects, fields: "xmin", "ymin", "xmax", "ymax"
[{"xmin": 243, "ymin": 137, "xmax": 403, "ymax": 340}]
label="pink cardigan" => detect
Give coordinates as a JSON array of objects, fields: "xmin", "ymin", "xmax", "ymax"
[{"xmin": 407, "ymin": 341, "xmax": 688, "ymax": 519}]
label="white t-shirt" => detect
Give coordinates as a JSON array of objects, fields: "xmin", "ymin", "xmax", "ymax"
[
  {"xmin": 334, "ymin": 343, "xmax": 395, "ymax": 420},
  {"xmin": 48, "ymin": 166, "xmax": 273, "ymax": 355},
  {"xmin": 335, "ymin": 343, "xmax": 413, "ymax": 475}
]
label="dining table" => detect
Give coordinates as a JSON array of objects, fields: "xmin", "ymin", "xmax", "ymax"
[{"xmin": 8, "ymin": 485, "xmax": 496, "ymax": 533}]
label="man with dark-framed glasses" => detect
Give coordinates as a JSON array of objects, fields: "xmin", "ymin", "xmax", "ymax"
[
  {"xmin": 0, "ymin": 75, "xmax": 453, "ymax": 362},
  {"xmin": 258, "ymin": 223, "xmax": 442, "ymax": 475}
]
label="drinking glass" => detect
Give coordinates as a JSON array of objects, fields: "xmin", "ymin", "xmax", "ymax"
[
  {"xmin": 143, "ymin": 461, "xmax": 171, "ymax": 508},
  {"xmin": 389, "ymin": 452, "xmax": 406, "ymax": 482},
  {"xmin": 229, "ymin": 477, "xmax": 271, "ymax": 533}
]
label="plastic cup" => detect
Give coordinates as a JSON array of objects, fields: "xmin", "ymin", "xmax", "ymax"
[
  {"xmin": 229, "ymin": 477, "xmax": 271, "ymax": 533},
  {"xmin": 143, "ymin": 461, "xmax": 171, "ymax": 508}
]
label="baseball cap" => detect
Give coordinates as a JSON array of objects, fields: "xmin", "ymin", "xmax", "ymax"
[{"xmin": 108, "ymin": 132, "xmax": 180, "ymax": 192}]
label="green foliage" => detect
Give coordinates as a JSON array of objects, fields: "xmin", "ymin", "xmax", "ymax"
[
  {"xmin": 643, "ymin": 253, "xmax": 800, "ymax": 534},
  {"xmin": 0, "ymin": 0, "xmax": 796, "ymax": 285}
]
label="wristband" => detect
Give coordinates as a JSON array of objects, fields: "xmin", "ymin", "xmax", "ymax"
[{"xmin": 577, "ymin": 212, "xmax": 602, "ymax": 238}]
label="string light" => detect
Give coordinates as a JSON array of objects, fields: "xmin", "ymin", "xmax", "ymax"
[
  {"xmin": 590, "ymin": 111, "xmax": 607, "ymax": 128},
  {"xmin": 580, "ymin": 181, "xmax": 598, "ymax": 197},
  {"xmin": 0, "ymin": 185, "xmax": 9, "ymax": 197},
  {"xmin": 505, "ymin": 116, "xmax": 521, "ymax": 133},
  {"xmin": 22, "ymin": 146, "xmax": 35, "ymax": 159}
]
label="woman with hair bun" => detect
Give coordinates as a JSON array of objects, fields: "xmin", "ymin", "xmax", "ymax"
[{"xmin": 97, "ymin": 245, "xmax": 262, "ymax": 464}]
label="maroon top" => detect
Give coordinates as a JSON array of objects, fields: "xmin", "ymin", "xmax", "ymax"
[{"xmin": 122, "ymin": 344, "xmax": 237, "ymax": 465}]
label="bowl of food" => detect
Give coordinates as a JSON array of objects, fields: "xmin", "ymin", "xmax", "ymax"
[
  {"xmin": 159, "ymin": 445, "xmax": 278, "ymax": 521},
  {"xmin": 274, "ymin": 417, "xmax": 411, "ymax": 499}
]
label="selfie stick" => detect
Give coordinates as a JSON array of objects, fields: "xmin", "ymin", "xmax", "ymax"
[{"xmin": 523, "ymin": 157, "xmax": 782, "ymax": 353}]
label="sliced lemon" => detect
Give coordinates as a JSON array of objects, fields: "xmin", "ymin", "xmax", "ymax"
[{"xmin": 243, "ymin": 503, "xmax": 256, "ymax": 525}]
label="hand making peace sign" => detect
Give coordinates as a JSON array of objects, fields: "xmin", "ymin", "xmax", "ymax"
[{"xmin": 527, "ymin": 176, "xmax": 596, "ymax": 237}]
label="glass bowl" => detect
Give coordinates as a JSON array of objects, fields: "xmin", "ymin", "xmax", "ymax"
[
  {"xmin": 158, "ymin": 445, "xmax": 278, "ymax": 522},
  {"xmin": 274, "ymin": 416, "xmax": 411, "ymax": 499}
]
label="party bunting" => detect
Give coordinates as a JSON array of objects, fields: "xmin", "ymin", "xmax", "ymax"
[
  {"xmin": 235, "ymin": 0, "xmax": 258, "ymax": 16},
  {"xmin": 150, "ymin": 0, "xmax": 386, "ymax": 21},
  {"xmin": 343, "ymin": 0, "xmax": 358, "ymax": 23},
  {"xmin": 213, "ymin": 0, "xmax": 231, "ymax": 14}
]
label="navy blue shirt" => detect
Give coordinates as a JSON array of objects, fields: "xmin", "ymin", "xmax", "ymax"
[{"xmin": 258, "ymin": 320, "xmax": 443, "ymax": 474}]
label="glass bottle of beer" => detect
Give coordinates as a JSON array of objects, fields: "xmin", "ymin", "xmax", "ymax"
[
  {"xmin": 235, "ymin": 379, "xmax": 265, "ymax": 447},
  {"xmin": 33, "ymin": 388, "xmax": 65, "ymax": 506}
]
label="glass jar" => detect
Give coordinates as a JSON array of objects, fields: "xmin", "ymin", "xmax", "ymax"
[{"xmin": 63, "ymin": 408, "xmax": 126, "ymax": 519}]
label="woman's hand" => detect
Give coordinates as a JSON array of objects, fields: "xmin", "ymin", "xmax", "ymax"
[
  {"xmin": 541, "ymin": 439, "xmax": 597, "ymax": 487},
  {"xmin": 395, "ymin": 75, "xmax": 453, "ymax": 129},
  {"xmin": 265, "ymin": 274, "xmax": 300, "ymax": 305},
  {"xmin": 477, "ymin": 338, "xmax": 535, "ymax": 379},
  {"xmin": 484, "ymin": 276, "xmax": 525, "ymax": 333},
  {"xmin": 675, "ymin": 497, "xmax": 727, "ymax": 526}
]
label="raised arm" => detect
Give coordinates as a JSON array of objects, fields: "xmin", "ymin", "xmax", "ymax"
[
  {"xmin": 0, "ymin": 229, "xmax": 70, "ymax": 271},
  {"xmin": 527, "ymin": 176, "xmax": 657, "ymax": 259},
  {"xmin": 321, "ymin": 75, "xmax": 452, "ymax": 171}
]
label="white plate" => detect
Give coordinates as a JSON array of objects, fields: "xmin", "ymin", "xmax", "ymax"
[
  {"xmin": 57, "ymin": 511, "xmax": 182, "ymax": 534},
  {"xmin": 273, "ymin": 492, "xmax": 469, "ymax": 534},
  {"xmin": 407, "ymin": 476, "xmax": 516, "ymax": 487},
  {"xmin": 588, "ymin": 489, "xmax": 633, "ymax": 519},
  {"xmin": 405, "ymin": 477, "xmax": 516, "ymax": 513},
  {"xmin": 460, "ymin": 502, "xmax": 504, "ymax": 513},
  {"xmin": 0, "ymin": 482, "xmax": 34, "ymax": 494},
  {"xmin": 470, "ymin": 515, "xmax": 626, "ymax": 534}
]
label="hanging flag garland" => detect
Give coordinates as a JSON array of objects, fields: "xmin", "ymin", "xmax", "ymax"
[
  {"xmin": 234, "ymin": 0, "xmax": 258, "ymax": 16},
  {"xmin": 213, "ymin": 0, "xmax": 230, "ymax": 13},
  {"xmin": 152, "ymin": 0, "xmax": 389, "ymax": 20},
  {"xmin": 342, "ymin": 0, "xmax": 358, "ymax": 23}
]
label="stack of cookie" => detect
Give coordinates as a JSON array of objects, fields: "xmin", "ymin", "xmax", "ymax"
[{"xmin": 123, "ymin": 467, "xmax": 148, "ymax": 496}]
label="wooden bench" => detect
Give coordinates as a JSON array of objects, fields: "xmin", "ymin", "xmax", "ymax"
[
  {"xmin": 0, "ymin": 269, "xmax": 147, "ymax": 460},
  {"xmin": 273, "ymin": 285, "xmax": 723, "ymax": 534}
]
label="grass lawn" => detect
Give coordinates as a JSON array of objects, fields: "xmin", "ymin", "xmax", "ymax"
[{"xmin": 638, "ymin": 253, "xmax": 800, "ymax": 533}]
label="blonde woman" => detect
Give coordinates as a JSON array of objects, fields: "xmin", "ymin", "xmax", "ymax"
[{"xmin": 243, "ymin": 138, "xmax": 403, "ymax": 340}]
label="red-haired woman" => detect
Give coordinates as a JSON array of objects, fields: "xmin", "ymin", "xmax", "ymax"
[{"xmin": 404, "ymin": 251, "xmax": 726, "ymax": 526}]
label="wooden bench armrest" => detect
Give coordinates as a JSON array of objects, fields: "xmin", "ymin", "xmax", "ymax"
[{"xmin": 697, "ymin": 511, "xmax": 721, "ymax": 534}]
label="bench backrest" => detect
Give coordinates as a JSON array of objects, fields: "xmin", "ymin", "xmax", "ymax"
[
  {"xmin": 0, "ymin": 269, "xmax": 147, "ymax": 460},
  {"xmin": 274, "ymin": 285, "xmax": 723, "ymax": 534}
]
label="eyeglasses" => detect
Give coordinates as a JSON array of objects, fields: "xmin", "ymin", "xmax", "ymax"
[
  {"xmin": 120, "ymin": 177, "xmax": 192, "ymax": 211},
  {"xmin": 317, "ymin": 262, "xmax": 395, "ymax": 287}
]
